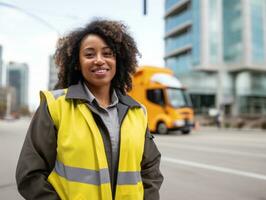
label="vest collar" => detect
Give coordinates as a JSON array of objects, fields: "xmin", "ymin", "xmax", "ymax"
[{"xmin": 65, "ymin": 81, "xmax": 140, "ymax": 108}]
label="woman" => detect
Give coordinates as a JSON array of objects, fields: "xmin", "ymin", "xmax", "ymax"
[{"xmin": 16, "ymin": 19, "xmax": 163, "ymax": 200}]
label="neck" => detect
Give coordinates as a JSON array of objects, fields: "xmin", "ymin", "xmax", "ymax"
[{"xmin": 85, "ymin": 83, "xmax": 111, "ymax": 108}]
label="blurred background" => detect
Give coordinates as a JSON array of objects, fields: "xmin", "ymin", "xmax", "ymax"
[{"xmin": 0, "ymin": 0, "xmax": 266, "ymax": 199}]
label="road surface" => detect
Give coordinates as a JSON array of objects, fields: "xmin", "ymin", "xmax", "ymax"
[{"xmin": 0, "ymin": 118, "xmax": 265, "ymax": 199}]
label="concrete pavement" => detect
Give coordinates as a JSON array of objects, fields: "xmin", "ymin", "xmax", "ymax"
[
  {"xmin": 156, "ymin": 129, "xmax": 266, "ymax": 200},
  {"xmin": 0, "ymin": 118, "xmax": 266, "ymax": 200}
]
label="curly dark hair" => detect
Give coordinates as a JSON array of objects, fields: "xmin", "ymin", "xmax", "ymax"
[{"xmin": 53, "ymin": 19, "xmax": 140, "ymax": 94}]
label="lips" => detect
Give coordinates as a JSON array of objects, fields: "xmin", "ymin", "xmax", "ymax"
[
  {"xmin": 90, "ymin": 67, "xmax": 110, "ymax": 76},
  {"xmin": 91, "ymin": 68, "xmax": 109, "ymax": 73}
]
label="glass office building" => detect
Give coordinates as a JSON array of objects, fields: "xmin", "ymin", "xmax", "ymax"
[
  {"xmin": 164, "ymin": 0, "xmax": 266, "ymax": 116},
  {"xmin": 0, "ymin": 45, "xmax": 3, "ymax": 87},
  {"xmin": 7, "ymin": 62, "xmax": 29, "ymax": 110},
  {"xmin": 48, "ymin": 55, "xmax": 59, "ymax": 90}
]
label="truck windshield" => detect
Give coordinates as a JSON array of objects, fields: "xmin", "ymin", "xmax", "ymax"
[{"xmin": 166, "ymin": 88, "xmax": 191, "ymax": 108}]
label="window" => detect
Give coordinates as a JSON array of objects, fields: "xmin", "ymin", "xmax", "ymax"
[
  {"xmin": 147, "ymin": 89, "xmax": 165, "ymax": 106},
  {"xmin": 166, "ymin": 88, "xmax": 191, "ymax": 107}
]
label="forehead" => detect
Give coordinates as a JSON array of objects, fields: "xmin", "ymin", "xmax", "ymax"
[{"xmin": 80, "ymin": 34, "xmax": 108, "ymax": 49}]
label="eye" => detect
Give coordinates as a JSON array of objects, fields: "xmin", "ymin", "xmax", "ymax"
[
  {"xmin": 85, "ymin": 52, "xmax": 95, "ymax": 58},
  {"xmin": 102, "ymin": 49, "xmax": 114, "ymax": 58}
]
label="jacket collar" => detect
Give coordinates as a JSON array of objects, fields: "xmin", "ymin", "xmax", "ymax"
[{"xmin": 65, "ymin": 81, "xmax": 140, "ymax": 108}]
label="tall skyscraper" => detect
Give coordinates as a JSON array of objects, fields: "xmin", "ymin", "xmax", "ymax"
[
  {"xmin": 164, "ymin": 0, "xmax": 266, "ymax": 116},
  {"xmin": 0, "ymin": 45, "xmax": 3, "ymax": 87},
  {"xmin": 7, "ymin": 62, "xmax": 29, "ymax": 110},
  {"xmin": 48, "ymin": 55, "xmax": 59, "ymax": 90}
]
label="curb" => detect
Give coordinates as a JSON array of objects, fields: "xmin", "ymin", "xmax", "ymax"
[{"xmin": 198, "ymin": 126, "xmax": 265, "ymax": 133}]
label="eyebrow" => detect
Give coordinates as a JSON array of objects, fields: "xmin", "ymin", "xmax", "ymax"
[
  {"xmin": 82, "ymin": 48, "xmax": 94, "ymax": 52},
  {"xmin": 82, "ymin": 46, "xmax": 112, "ymax": 52}
]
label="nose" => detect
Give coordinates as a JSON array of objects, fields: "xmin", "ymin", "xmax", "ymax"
[{"xmin": 94, "ymin": 53, "xmax": 105, "ymax": 65}]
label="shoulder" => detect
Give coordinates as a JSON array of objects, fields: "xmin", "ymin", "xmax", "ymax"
[
  {"xmin": 39, "ymin": 89, "xmax": 68, "ymax": 127},
  {"xmin": 139, "ymin": 103, "xmax": 147, "ymax": 116},
  {"xmin": 40, "ymin": 89, "xmax": 67, "ymax": 104},
  {"xmin": 49, "ymin": 89, "xmax": 67, "ymax": 99},
  {"xmin": 116, "ymin": 90, "xmax": 140, "ymax": 107},
  {"xmin": 119, "ymin": 93, "xmax": 147, "ymax": 116}
]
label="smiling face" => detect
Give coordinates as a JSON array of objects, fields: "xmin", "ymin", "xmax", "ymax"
[{"xmin": 79, "ymin": 34, "xmax": 116, "ymax": 91}]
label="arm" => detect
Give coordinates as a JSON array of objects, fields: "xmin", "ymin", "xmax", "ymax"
[
  {"xmin": 16, "ymin": 101, "xmax": 60, "ymax": 200},
  {"xmin": 141, "ymin": 129, "xmax": 164, "ymax": 200}
]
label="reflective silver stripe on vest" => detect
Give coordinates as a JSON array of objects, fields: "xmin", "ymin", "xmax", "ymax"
[
  {"xmin": 117, "ymin": 171, "xmax": 141, "ymax": 185},
  {"xmin": 51, "ymin": 89, "xmax": 65, "ymax": 99},
  {"xmin": 54, "ymin": 160, "xmax": 110, "ymax": 185},
  {"xmin": 54, "ymin": 160, "xmax": 141, "ymax": 186}
]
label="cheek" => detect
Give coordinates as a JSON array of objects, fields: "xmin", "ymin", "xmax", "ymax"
[
  {"xmin": 80, "ymin": 60, "xmax": 92, "ymax": 70},
  {"xmin": 111, "ymin": 63, "xmax": 117, "ymax": 77},
  {"xmin": 112, "ymin": 60, "xmax": 116, "ymax": 71},
  {"xmin": 80, "ymin": 63, "xmax": 91, "ymax": 78},
  {"xmin": 80, "ymin": 63, "xmax": 86, "ymax": 73}
]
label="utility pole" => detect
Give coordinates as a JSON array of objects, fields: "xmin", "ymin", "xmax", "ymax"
[
  {"xmin": 1, "ymin": 1, "xmax": 61, "ymax": 118},
  {"xmin": 0, "ymin": 2, "xmax": 60, "ymax": 35},
  {"xmin": 143, "ymin": 0, "xmax": 147, "ymax": 15}
]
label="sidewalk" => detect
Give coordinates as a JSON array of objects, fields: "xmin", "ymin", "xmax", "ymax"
[{"xmin": 198, "ymin": 125, "xmax": 266, "ymax": 133}]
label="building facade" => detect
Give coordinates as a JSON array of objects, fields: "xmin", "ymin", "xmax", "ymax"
[
  {"xmin": 48, "ymin": 55, "xmax": 58, "ymax": 90},
  {"xmin": 164, "ymin": 0, "xmax": 266, "ymax": 116},
  {"xmin": 0, "ymin": 45, "xmax": 3, "ymax": 87},
  {"xmin": 0, "ymin": 86, "xmax": 16, "ymax": 117},
  {"xmin": 7, "ymin": 62, "xmax": 29, "ymax": 110}
]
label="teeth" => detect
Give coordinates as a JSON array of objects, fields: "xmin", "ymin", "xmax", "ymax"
[{"xmin": 92, "ymin": 69, "xmax": 107, "ymax": 73}]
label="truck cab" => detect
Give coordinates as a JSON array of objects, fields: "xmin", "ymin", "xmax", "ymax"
[{"xmin": 128, "ymin": 66, "xmax": 194, "ymax": 134}]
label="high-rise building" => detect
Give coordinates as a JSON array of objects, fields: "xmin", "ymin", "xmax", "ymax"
[
  {"xmin": 0, "ymin": 45, "xmax": 3, "ymax": 87},
  {"xmin": 48, "ymin": 55, "xmax": 59, "ymax": 90},
  {"xmin": 164, "ymin": 0, "xmax": 266, "ymax": 116},
  {"xmin": 0, "ymin": 86, "xmax": 16, "ymax": 117},
  {"xmin": 7, "ymin": 62, "xmax": 29, "ymax": 110}
]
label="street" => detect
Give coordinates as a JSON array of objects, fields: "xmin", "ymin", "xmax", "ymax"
[
  {"xmin": 158, "ymin": 128, "xmax": 266, "ymax": 200},
  {"xmin": 0, "ymin": 118, "xmax": 29, "ymax": 200},
  {"xmin": 0, "ymin": 118, "xmax": 266, "ymax": 200}
]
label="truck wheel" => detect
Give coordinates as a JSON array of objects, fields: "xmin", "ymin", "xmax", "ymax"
[
  {"xmin": 157, "ymin": 122, "xmax": 168, "ymax": 134},
  {"xmin": 181, "ymin": 128, "xmax": 190, "ymax": 134}
]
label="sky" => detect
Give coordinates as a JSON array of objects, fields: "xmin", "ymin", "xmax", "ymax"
[{"xmin": 0, "ymin": 0, "xmax": 165, "ymax": 110}]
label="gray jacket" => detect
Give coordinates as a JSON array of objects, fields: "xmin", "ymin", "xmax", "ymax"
[{"xmin": 16, "ymin": 82, "xmax": 163, "ymax": 200}]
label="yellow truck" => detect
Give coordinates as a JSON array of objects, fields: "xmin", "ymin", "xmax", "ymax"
[{"xmin": 128, "ymin": 66, "xmax": 194, "ymax": 134}]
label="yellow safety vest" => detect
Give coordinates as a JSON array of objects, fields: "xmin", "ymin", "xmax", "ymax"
[{"xmin": 40, "ymin": 89, "xmax": 147, "ymax": 200}]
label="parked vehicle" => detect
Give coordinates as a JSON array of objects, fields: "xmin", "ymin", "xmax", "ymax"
[{"xmin": 128, "ymin": 66, "xmax": 194, "ymax": 134}]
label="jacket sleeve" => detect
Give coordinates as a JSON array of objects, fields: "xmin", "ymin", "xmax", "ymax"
[
  {"xmin": 16, "ymin": 100, "xmax": 60, "ymax": 200},
  {"xmin": 141, "ymin": 129, "xmax": 164, "ymax": 200}
]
